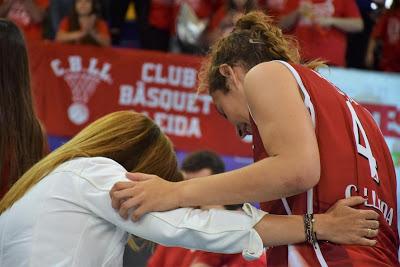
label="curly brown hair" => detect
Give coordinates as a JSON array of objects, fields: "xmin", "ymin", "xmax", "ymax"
[{"xmin": 198, "ymin": 11, "xmax": 324, "ymax": 94}]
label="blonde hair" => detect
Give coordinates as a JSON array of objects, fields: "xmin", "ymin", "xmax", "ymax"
[
  {"xmin": 0, "ymin": 110, "xmax": 182, "ymax": 214},
  {"xmin": 198, "ymin": 11, "xmax": 325, "ymax": 94}
]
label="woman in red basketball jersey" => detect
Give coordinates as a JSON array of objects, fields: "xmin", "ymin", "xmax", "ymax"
[{"xmin": 111, "ymin": 11, "xmax": 399, "ymax": 266}]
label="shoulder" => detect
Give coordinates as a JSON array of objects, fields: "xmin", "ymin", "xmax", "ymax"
[
  {"xmin": 62, "ymin": 157, "xmax": 128, "ymax": 191},
  {"xmin": 244, "ymin": 61, "xmax": 297, "ymax": 92}
]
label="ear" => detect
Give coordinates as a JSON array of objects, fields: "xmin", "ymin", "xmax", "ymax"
[{"xmin": 218, "ymin": 64, "xmax": 234, "ymax": 78}]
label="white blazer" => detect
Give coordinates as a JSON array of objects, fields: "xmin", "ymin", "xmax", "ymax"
[{"xmin": 0, "ymin": 157, "xmax": 265, "ymax": 267}]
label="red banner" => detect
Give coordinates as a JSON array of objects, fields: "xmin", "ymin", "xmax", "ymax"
[{"xmin": 28, "ymin": 42, "xmax": 253, "ymax": 157}]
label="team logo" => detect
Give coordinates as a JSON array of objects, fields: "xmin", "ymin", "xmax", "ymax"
[{"xmin": 50, "ymin": 56, "xmax": 112, "ymax": 125}]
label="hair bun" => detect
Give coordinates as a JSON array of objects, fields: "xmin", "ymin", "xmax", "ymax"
[{"xmin": 235, "ymin": 11, "xmax": 274, "ymax": 32}]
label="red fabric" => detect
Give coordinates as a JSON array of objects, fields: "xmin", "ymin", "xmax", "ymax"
[
  {"xmin": 193, "ymin": 250, "xmax": 267, "ymax": 267},
  {"xmin": 261, "ymin": 0, "xmax": 289, "ymax": 20},
  {"xmin": 252, "ymin": 63, "xmax": 399, "ymax": 266},
  {"xmin": 147, "ymin": 246, "xmax": 197, "ymax": 267},
  {"xmin": 208, "ymin": 5, "xmax": 227, "ymax": 31},
  {"xmin": 282, "ymin": 0, "xmax": 361, "ymax": 66},
  {"xmin": 148, "ymin": 0, "xmax": 174, "ymax": 30},
  {"xmin": 2, "ymin": 0, "xmax": 49, "ymax": 40},
  {"xmin": 58, "ymin": 17, "xmax": 110, "ymax": 38},
  {"xmin": 371, "ymin": 9, "xmax": 400, "ymax": 72}
]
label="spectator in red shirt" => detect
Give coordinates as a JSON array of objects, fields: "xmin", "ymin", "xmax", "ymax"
[
  {"xmin": 148, "ymin": 151, "xmax": 266, "ymax": 267},
  {"xmin": 141, "ymin": 0, "xmax": 174, "ymax": 51},
  {"xmin": 279, "ymin": 0, "xmax": 363, "ymax": 66},
  {"xmin": 55, "ymin": 0, "xmax": 110, "ymax": 46},
  {"xmin": 366, "ymin": 0, "xmax": 400, "ymax": 72},
  {"xmin": 0, "ymin": 0, "xmax": 48, "ymax": 40},
  {"xmin": 0, "ymin": 19, "xmax": 47, "ymax": 199}
]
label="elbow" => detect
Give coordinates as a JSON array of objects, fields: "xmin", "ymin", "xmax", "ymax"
[{"xmin": 284, "ymin": 155, "xmax": 320, "ymax": 195}]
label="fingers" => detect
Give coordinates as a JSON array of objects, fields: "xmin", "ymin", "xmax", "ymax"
[
  {"xmin": 357, "ymin": 237, "xmax": 378, "ymax": 247},
  {"xmin": 338, "ymin": 196, "xmax": 366, "ymax": 207},
  {"xmin": 361, "ymin": 228, "xmax": 379, "ymax": 238},
  {"xmin": 362, "ymin": 219, "xmax": 380, "ymax": 230},
  {"xmin": 110, "ymin": 181, "xmax": 136, "ymax": 209},
  {"xmin": 131, "ymin": 205, "xmax": 147, "ymax": 222},
  {"xmin": 126, "ymin": 172, "xmax": 154, "ymax": 182},
  {"xmin": 359, "ymin": 209, "xmax": 379, "ymax": 220},
  {"xmin": 119, "ymin": 193, "xmax": 144, "ymax": 219}
]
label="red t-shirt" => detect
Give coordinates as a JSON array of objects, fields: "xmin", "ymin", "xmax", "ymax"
[
  {"xmin": 371, "ymin": 9, "xmax": 400, "ymax": 72},
  {"xmin": 2, "ymin": 0, "xmax": 49, "ymax": 40},
  {"xmin": 282, "ymin": 0, "xmax": 361, "ymax": 66},
  {"xmin": 148, "ymin": 245, "xmax": 266, "ymax": 267},
  {"xmin": 148, "ymin": 0, "xmax": 174, "ymax": 30},
  {"xmin": 147, "ymin": 246, "xmax": 197, "ymax": 267},
  {"xmin": 251, "ymin": 62, "xmax": 399, "ymax": 266},
  {"xmin": 58, "ymin": 17, "xmax": 110, "ymax": 41},
  {"xmin": 193, "ymin": 250, "xmax": 267, "ymax": 267},
  {"xmin": 58, "ymin": 17, "xmax": 110, "ymax": 35},
  {"xmin": 260, "ymin": 0, "xmax": 289, "ymax": 21}
]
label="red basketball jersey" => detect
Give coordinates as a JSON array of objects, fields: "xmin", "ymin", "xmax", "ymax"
[{"xmin": 251, "ymin": 61, "xmax": 399, "ymax": 266}]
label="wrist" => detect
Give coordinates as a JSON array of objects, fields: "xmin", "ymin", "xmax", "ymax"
[
  {"xmin": 175, "ymin": 180, "xmax": 188, "ymax": 207},
  {"xmin": 313, "ymin": 214, "xmax": 330, "ymax": 241}
]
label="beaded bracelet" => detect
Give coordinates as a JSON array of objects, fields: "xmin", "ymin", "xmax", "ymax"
[{"xmin": 304, "ymin": 213, "xmax": 318, "ymax": 248}]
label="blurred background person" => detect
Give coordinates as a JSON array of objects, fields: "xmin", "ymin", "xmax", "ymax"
[
  {"xmin": 279, "ymin": 0, "xmax": 364, "ymax": 66},
  {"xmin": 147, "ymin": 150, "xmax": 266, "ymax": 267},
  {"xmin": 0, "ymin": 19, "xmax": 47, "ymax": 199},
  {"xmin": 205, "ymin": 0, "xmax": 259, "ymax": 48},
  {"xmin": 366, "ymin": 0, "xmax": 400, "ymax": 72},
  {"xmin": 171, "ymin": 0, "xmax": 224, "ymax": 54},
  {"xmin": 0, "ymin": 0, "xmax": 49, "ymax": 41},
  {"xmin": 55, "ymin": 0, "xmax": 110, "ymax": 46}
]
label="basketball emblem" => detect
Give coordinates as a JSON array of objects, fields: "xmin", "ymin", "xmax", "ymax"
[{"xmin": 68, "ymin": 102, "xmax": 89, "ymax": 125}]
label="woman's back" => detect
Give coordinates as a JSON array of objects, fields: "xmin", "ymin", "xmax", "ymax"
[{"xmin": 0, "ymin": 157, "xmax": 128, "ymax": 267}]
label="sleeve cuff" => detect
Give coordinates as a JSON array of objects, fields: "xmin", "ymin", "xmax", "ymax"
[{"xmin": 241, "ymin": 203, "xmax": 268, "ymax": 261}]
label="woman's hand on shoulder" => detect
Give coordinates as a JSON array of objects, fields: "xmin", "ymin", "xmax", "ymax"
[{"xmin": 110, "ymin": 173, "xmax": 181, "ymax": 221}]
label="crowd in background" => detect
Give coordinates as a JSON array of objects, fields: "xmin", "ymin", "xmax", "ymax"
[{"xmin": 0, "ymin": 0, "xmax": 399, "ymax": 72}]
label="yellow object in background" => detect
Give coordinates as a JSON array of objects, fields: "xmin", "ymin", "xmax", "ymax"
[{"xmin": 125, "ymin": 1, "xmax": 137, "ymax": 21}]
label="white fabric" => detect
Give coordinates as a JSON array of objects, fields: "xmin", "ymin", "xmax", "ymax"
[{"xmin": 0, "ymin": 157, "xmax": 266, "ymax": 267}]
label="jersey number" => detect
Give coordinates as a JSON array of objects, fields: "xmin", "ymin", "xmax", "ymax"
[{"xmin": 346, "ymin": 101, "xmax": 379, "ymax": 184}]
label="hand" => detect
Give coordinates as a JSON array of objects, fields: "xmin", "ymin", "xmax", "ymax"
[
  {"xmin": 110, "ymin": 173, "xmax": 181, "ymax": 221},
  {"xmin": 298, "ymin": 1, "xmax": 313, "ymax": 18},
  {"xmin": 315, "ymin": 196, "xmax": 379, "ymax": 246},
  {"xmin": 74, "ymin": 30, "xmax": 86, "ymax": 40},
  {"xmin": 80, "ymin": 15, "xmax": 96, "ymax": 34}
]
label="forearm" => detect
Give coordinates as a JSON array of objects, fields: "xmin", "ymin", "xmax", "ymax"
[
  {"xmin": 179, "ymin": 155, "xmax": 318, "ymax": 207},
  {"xmin": 331, "ymin": 17, "xmax": 363, "ymax": 32},
  {"xmin": 55, "ymin": 31, "xmax": 82, "ymax": 43},
  {"xmin": 255, "ymin": 213, "xmax": 329, "ymax": 246},
  {"xmin": 90, "ymin": 31, "xmax": 111, "ymax": 47},
  {"xmin": 366, "ymin": 38, "xmax": 376, "ymax": 57}
]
